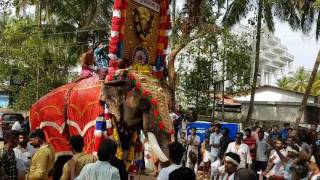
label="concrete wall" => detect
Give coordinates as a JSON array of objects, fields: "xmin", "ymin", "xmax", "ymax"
[
  {"xmin": 240, "ymin": 101, "xmax": 305, "ymax": 124},
  {"xmin": 234, "ymin": 87, "xmax": 315, "ymax": 103}
]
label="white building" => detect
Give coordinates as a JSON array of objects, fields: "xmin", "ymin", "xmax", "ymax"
[
  {"xmin": 245, "ymin": 26, "xmax": 295, "ymax": 86},
  {"xmin": 234, "ymin": 86, "xmax": 316, "ymax": 123},
  {"xmin": 234, "ymin": 85, "xmax": 315, "ymax": 103}
]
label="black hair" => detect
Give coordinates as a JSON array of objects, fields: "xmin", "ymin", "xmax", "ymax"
[
  {"xmin": 18, "ymin": 129, "xmax": 28, "ymax": 136},
  {"xmin": 295, "ymin": 160, "xmax": 309, "ymax": 178},
  {"xmin": 4, "ymin": 130, "xmax": 18, "ymax": 144},
  {"xmin": 244, "ymin": 128, "xmax": 252, "ymax": 132},
  {"xmin": 169, "ymin": 167, "xmax": 196, "ymax": 180},
  {"xmin": 191, "ymin": 127, "xmax": 196, "ymax": 131},
  {"xmin": 69, "ymin": 135, "xmax": 84, "ymax": 153},
  {"xmin": 169, "ymin": 142, "xmax": 184, "ymax": 164},
  {"xmin": 235, "ymin": 168, "xmax": 256, "ymax": 180},
  {"xmin": 225, "ymin": 152, "xmax": 241, "ymax": 165},
  {"xmin": 258, "ymin": 129, "xmax": 265, "ymax": 133},
  {"xmin": 222, "ymin": 128, "xmax": 229, "ymax": 134},
  {"xmin": 98, "ymin": 138, "xmax": 116, "ymax": 161},
  {"xmin": 236, "ymin": 132, "xmax": 243, "ymax": 137},
  {"xmin": 275, "ymin": 138, "xmax": 283, "ymax": 143},
  {"xmin": 109, "ymin": 138, "xmax": 118, "ymax": 157},
  {"xmin": 214, "ymin": 123, "xmax": 221, "ymax": 129},
  {"xmin": 30, "ymin": 129, "xmax": 45, "ymax": 141}
]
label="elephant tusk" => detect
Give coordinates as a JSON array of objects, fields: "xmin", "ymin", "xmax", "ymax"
[{"xmin": 147, "ymin": 132, "xmax": 169, "ymax": 162}]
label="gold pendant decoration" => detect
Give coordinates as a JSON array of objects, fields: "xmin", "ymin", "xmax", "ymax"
[{"xmin": 133, "ymin": 7, "xmax": 154, "ymax": 42}]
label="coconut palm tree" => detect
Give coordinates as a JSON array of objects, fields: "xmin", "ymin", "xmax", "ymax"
[
  {"xmin": 295, "ymin": 53, "xmax": 320, "ymax": 125},
  {"xmin": 311, "ymin": 71, "xmax": 320, "ymax": 96},
  {"xmin": 223, "ymin": 0, "xmax": 300, "ymax": 124},
  {"xmin": 290, "ymin": 0, "xmax": 320, "ymax": 125},
  {"xmin": 276, "ymin": 76, "xmax": 291, "ymax": 90},
  {"xmin": 13, "ymin": 0, "xmax": 113, "ymax": 41},
  {"xmin": 288, "ymin": 67, "xmax": 310, "ymax": 93}
]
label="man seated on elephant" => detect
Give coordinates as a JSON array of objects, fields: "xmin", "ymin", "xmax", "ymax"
[
  {"xmin": 94, "ymin": 42, "xmax": 108, "ymax": 81},
  {"xmin": 61, "ymin": 135, "xmax": 97, "ymax": 180},
  {"xmin": 73, "ymin": 48, "xmax": 95, "ymax": 82}
]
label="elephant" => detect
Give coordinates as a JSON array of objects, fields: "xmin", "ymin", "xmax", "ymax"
[
  {"xmin": 29, "ymin": 69, "xmax": 173, "ymax": 166},
  {"xmin": 102, "ymin": 70, "xmax": 173, "ymax": 161}
]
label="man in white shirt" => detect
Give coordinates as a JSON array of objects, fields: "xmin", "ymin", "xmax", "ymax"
[
  {"xmin": 222, "ymin": 152, "xmax": 240, "ymax": 180},
  {"xmin": 70, "ymin": 139, "xmax": 120, "ymax": 180},
  {"xmin": 263, "ymin": 139, "xmax": 287, "ymax": 179},
  {"xmin": 225, "ymin": 132, "xmax": 252, "ymax": 169},
  {"xmin": 13, "ymin": 130, "xmax": 36, "ymax": 179},
  {"xmin": 11, "ymin": 117, "xmax": 24, "ymax": 131},
  {"xmin": 157, "ymin": 142, "xmax": 184, "ymax": 180},
  {"xmin": 255, "ymin": 129, "xmax": 268, "ymax": 174},
  {"xmin": 186, "ymin": 127, "xmax": 200, "ymax": 171},
  {"xmin": 210, "ymin": 123, "xmax": 223, "ymax": 162}
]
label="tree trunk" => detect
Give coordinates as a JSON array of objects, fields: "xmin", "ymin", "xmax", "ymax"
[
  {"xmin": 295, "ymin": 51, "xmax": 320, "ymax": 126},
  {"xmin": 168, "ymin": 48, "xmax": 182, "ymax": 111},
  {"xmin": 245, "ymin": 0, "xmax": 263, "ymax": 124}
]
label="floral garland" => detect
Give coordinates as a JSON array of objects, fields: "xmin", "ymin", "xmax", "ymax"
[
  {"xmin": 108, "ymin": 0, "xmax": 170, "ymax": 81},
  {"xmin": 131, "ymin": 63, "xmax": 151, "ymax": 74},
  {"xmin": 133, "ymin": 7, "xmax": 154, "ymax": 42},
  {"xmin": 107, "ymin": 0, "xmax": 128, "ymax": 81},
  {"xmin": 126, "ymin": 72, "xmax": 173, "ymax": 134},
  {"xmin": 153, "ymin": 0, "xmax": 170, "ymax": 78},
  {"xmin": 112, "ymin": 120, "xmax": 124, "ymax": 160}
]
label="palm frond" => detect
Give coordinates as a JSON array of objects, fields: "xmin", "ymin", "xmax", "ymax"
[
  {"xmin": 273, "ymin": 0, "xmax": 300, "ymax": 31},
  {"xmin": 300, "ymin": 1, "xmax": 315, "ymax": 34},
  {"xmin": 316, "ymin": 12, "xmax": 320, "ymax": 40},
  {"xmin": 263, "ymin": 0, "xmax": 274, "ymax": 32},
  {"xmin": 222, "ymin": 0, "xmax": 250, "ymax": 28}
]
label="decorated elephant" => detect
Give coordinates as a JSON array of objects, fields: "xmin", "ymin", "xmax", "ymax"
[{"xmin": 29, "ymin": 68, "xmax": 173, "ymax": 165}]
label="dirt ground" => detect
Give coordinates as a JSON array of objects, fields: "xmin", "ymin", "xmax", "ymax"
[{"xmin": 129, "ymin": 175, "xmax": 156, "ymax": 180}]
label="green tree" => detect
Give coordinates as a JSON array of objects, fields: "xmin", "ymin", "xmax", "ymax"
[
  {"xmin": 223, "ymin": 0, "xmax": 300, "ymax": 124},
  {"xmin": 177, "ymin": 31, "xmax": 251, "ymax": 115},
  {"xmin": 13, "ymin": 0, "xmax": 113, "ymax": 42},
  {"xmin": 290, "ymin": 1, "xmax": 320, "ymax": 125},
  {"xmin": 277, "ymin": 67, "xmax": 320, "ymax": 96},
  {"xmin": 276, "ymin": 76, "xmax": 290, "ymax": 89},
  {"xmin": 168, "ymin": 0, "xmax": 223, "ymax": 110},
  {"xmin": 288, "ymin": 67, "xmax": 310, "ymax": 93},
  {"xmin": 182, "ymin": 55, "xmax": 214, "ymax": 114},
  {"xmin": 223, "ymin": 32, "xmax": 252, "ymax": 92},
  {"xmin": 311, "ymin": 71, "xmax": 320, "ymax": 96},
  {"xmin": 0, "ymin": 18, "xmax": 78, "ymax": 110}
]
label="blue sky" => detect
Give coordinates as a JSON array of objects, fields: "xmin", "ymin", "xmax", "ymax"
[{"xmin": 274, "ymin": 21, "xmax": 320, "ymax": 71}]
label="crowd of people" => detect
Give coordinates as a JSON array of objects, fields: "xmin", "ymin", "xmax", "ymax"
[
  {"xmin": 172, "ymin": 116, "xmax": 320, "ymax": 180},
  {"xmin": 1, "ymin": 110, "xmax": 320, "ymax": 180},
  {"xmin": 0, "ymin": 128, "xmax": 129, "ymax": 180}
]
